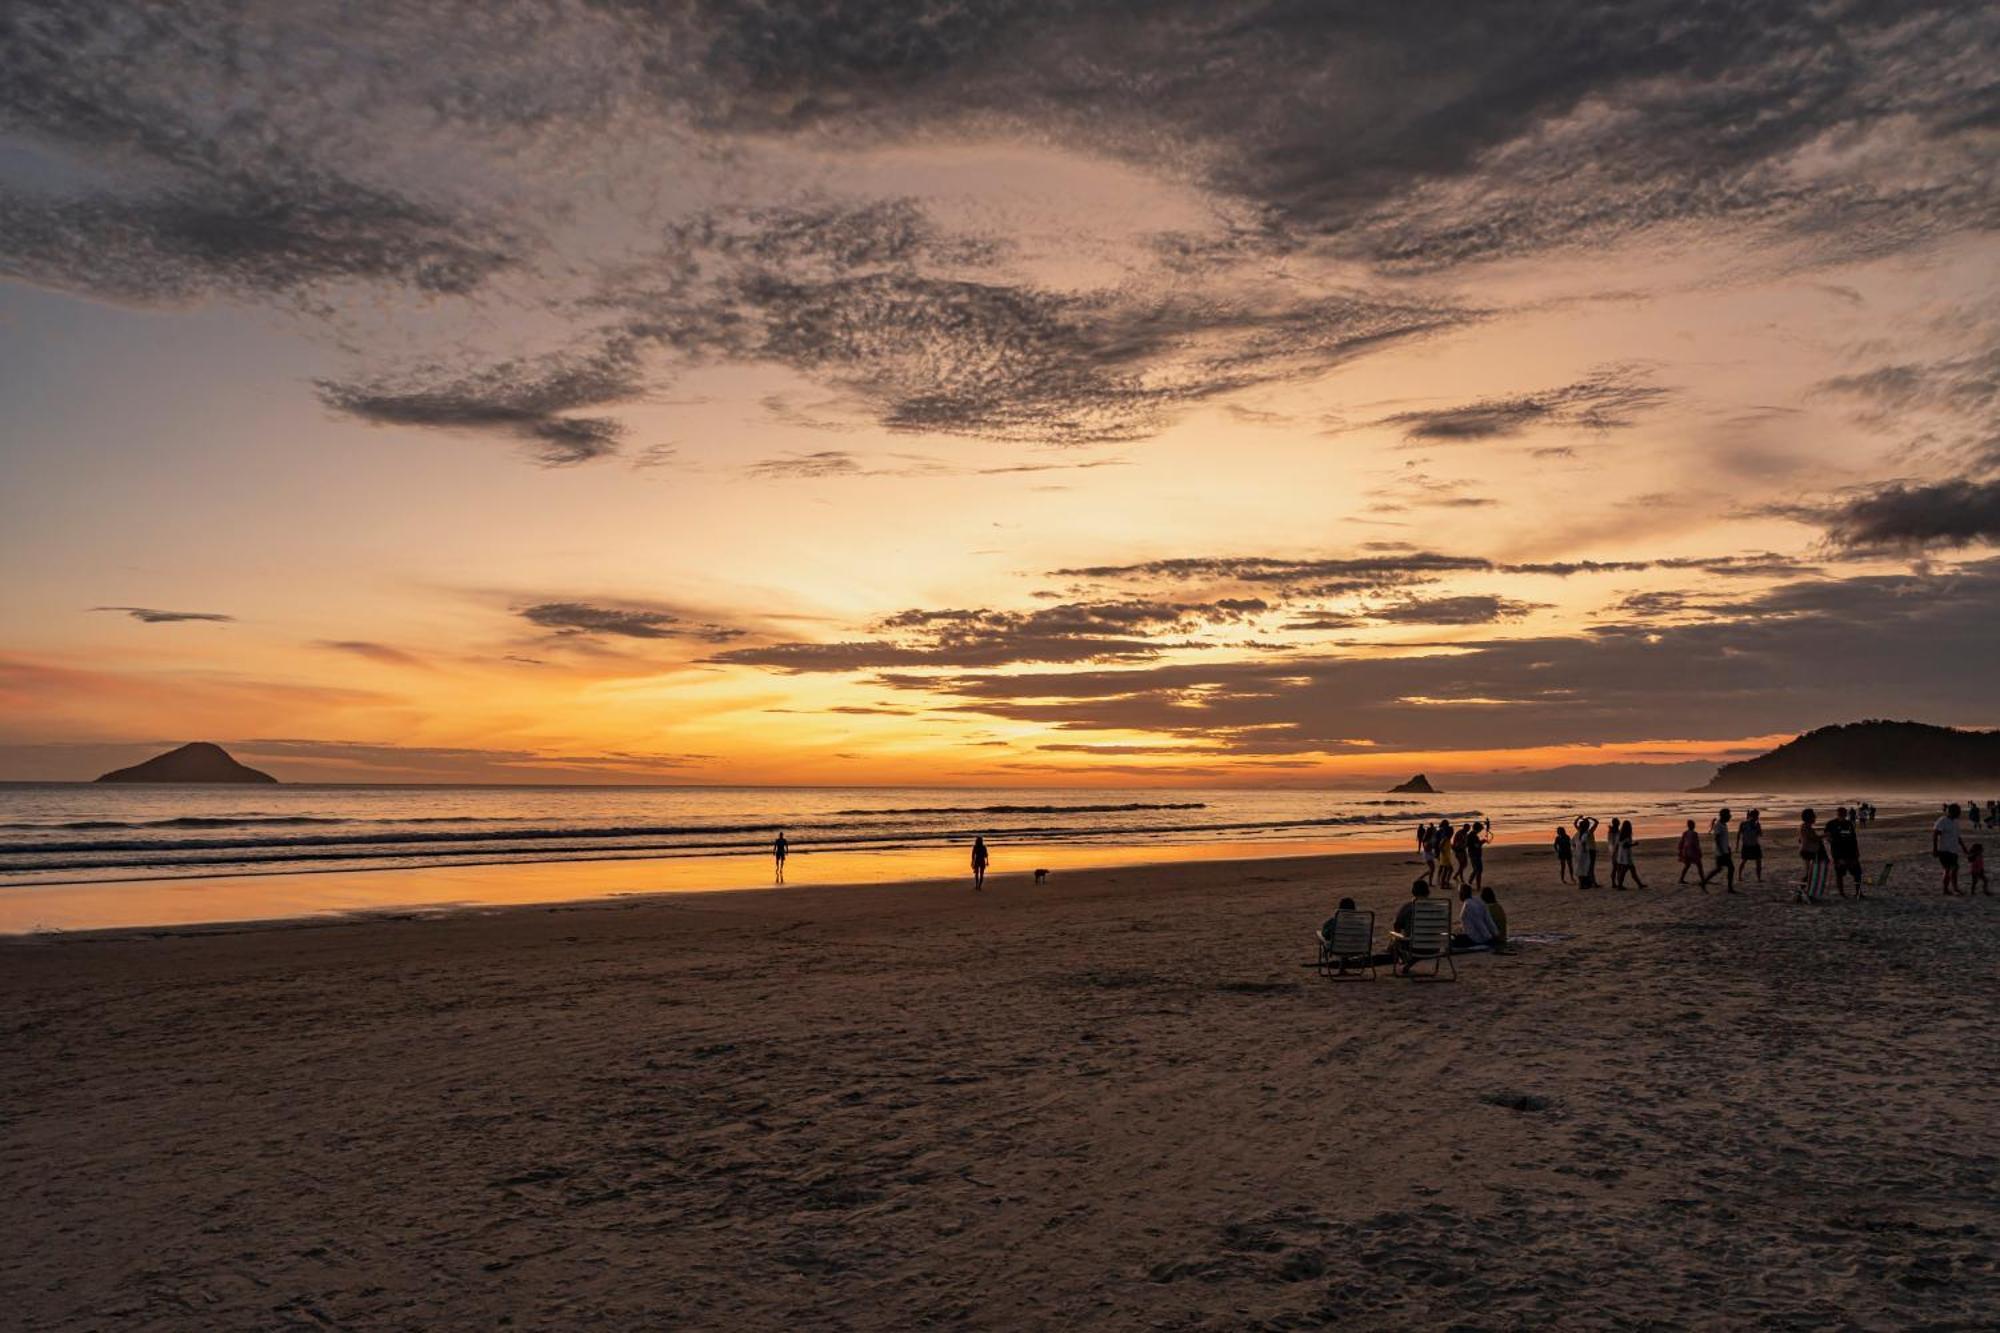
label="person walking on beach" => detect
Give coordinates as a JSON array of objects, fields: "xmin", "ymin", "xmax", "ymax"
[
  {"xmin": 1609, "ymin": 818, "xmax": 1631, "ymax": 888},
  {"xmin": 1450, "ymin": 821, "xmax": 1472, "ymax": 887},
  {"xmin": 772, "ymin": 830, "xmax": 788, "ymax": 882},
  {"xmin": 1739, "ymin": 808, "xmax": 1763, "ymax": 882},
  {"xmin": 1934, "ymin": 804, "xmax": 1963, "ymax": 895},
  {"xmin": 971, "ymin": 835, "xmax": 990, "ymax": 891},
  {"xmin": 1677, "ymin": 819, "xmax": 1703, "ymax": 887},
  {"xmin": 1420, "ymin": 821, "xmax": 1441, "ymax": 885},
  {"xmin": 1554, "ymin": 825, "xmax": 1574, "ymax": 883},
  {"xmin": 1619, "ymin": 819, "xmax": 1646, "ymax": 888},
  {"xmin": 1797, "ymin": 808, "xmax": 1828, "ymax": 903},
  {"xmin": 1466, "ymin": 819, "xmax": 1487, "ymax": 891},
  {"xmin": 1969, "ymin": 842, "xmax": 1989, "ymax": 895},
  {"xmin": 1706, "ymin": 808, "xmax": 1736, "ymax": 892},
  {"xmin": 1574, "ymin": 816, "xmax": 1600, "ymax": 889},
  {"xmin": 1826, "ymin": 807, "xmax": 1863, "ymax": 898}
]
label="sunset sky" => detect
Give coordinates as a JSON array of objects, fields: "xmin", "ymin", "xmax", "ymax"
[{"xmin": 3, "ymin": 2, "xmax": 1997, "ymax": 786}]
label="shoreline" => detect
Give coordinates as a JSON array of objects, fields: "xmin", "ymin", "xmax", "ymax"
[{"xmin": 2, "ymin": 811, "xmax": 1944, "ymax": 940}]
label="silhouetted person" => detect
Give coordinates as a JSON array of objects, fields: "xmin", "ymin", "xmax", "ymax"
[
  {"xmin": 1574, "ymin": 816, "xmax": 1600, "ymax": 888},
  {"xmin": 1481, "ymin": 887, "xmax": 1508, "ymax": 949},
  {"xmin": 1970, "ymin": 843, "xmax": 1989, "ymax": 896},
  {"xmin": 1619, "ymin": 819, "xmax": 1646, "ymax": 888},
  {"xmin": 772, "ymin": 830, "xmax": 788, "ymax": 882},
  {"xmin": 971, "ymin": 835, "xmax": 990, "ymax": 891},
  {"xmin": 1826, "ymin": 807, "xmax": 1863, "ymax": 897},
  {"xmin": 1466, "ymin": 819, "xmax": 1486, "ymax": 890},
  {"xmin": 1677, "ymin": 819, "xmax": 1703, "ymax": 886},
  {"xmin": 1797, "ymin": 808, "xmax": 1827, "ymax": 903},
  {"xmin": 1934, "ymin": 804, "xmax": 1963, "ymax": 895},
  {"xmin": 1553, "ymin": 825, "xmax": 1574, "ymax": 883},
  {"xmin": 1740, "ymin": 808, "xmax": 1764, "ymax": 882},
  {"xmin": 1706, "ymin": 808, "xmax": 1736, "ymax": 892}
]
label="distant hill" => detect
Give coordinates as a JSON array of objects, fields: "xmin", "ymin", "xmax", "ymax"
[
  {"xmin": 1388, "ymin": 773, "xmax": 1438, "ymax": 794},
  {"xmin": 95, "ymin": 742, "xmax": 278, "ymax": 784},
  {"xmin": 1698, "ymin": 721, "xmax": 2000, "ymax": 792}
]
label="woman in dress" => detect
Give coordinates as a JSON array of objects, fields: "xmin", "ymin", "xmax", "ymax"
[
  {"xmin": 1574, "ymin": 815, "xmax": 1600, "ymax": 889},
  {"xmin": 1620, "ymin": 819, "xmax": 1647, "ymax": 888},
  {"xmin": 971, "ymin": 835, "xmax": 990, "ymax": 891}
]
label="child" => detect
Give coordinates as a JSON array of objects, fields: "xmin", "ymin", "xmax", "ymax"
[{"xmin": 1971, "ymin": 843, "xmax": 1989, "ymax": 896}]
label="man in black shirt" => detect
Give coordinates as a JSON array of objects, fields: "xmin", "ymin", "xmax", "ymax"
[{"xmin": 1826, "ymin": 806, "xmax": 1864, "ymax": 897}]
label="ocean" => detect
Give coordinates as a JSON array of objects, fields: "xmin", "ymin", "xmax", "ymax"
[{"xmin": 0, "ymin": 781, "xmax": 1889, "ymax": 888}]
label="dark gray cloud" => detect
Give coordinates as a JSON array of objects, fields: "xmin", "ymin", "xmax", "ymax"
[
  {"xmin": 519, "ymin": 601, "xmax": 745, "ymax": 643},
  {"xmin": 1802, "ymin": 479, "xmax": 2000, "ymax": 554},
  {"xmin": 858, "ymin": 560, "xmax": 2000, "ymax": 753},
  {"xmin": 1366, "ymin": 367, "xmax": 1673, "ymax": 442},
  {"xmin": 317, "ymin": 340, "xmax": 641, "ymax": 465},
  {"xmin": 711, "ymin": 597, "xmax": 1270, "ymax": 671},
  {"xmin": 1370, "ymin": 595, "xmax": 1543, "ymax": 625},
  {"xmin": 91, "ymin": 605, "xmax": 234, "ymax": 624},
  {"xmin": 7, "ymin": 0, "xmax": 1997, "ymax": 465}
]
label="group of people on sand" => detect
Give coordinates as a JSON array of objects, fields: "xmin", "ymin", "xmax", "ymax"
[
  {"xmin": 1552, "ymin": 815, "xmax": 1660, "ymax": 890},
  {"xmin": 1545, "ymin": 803, "xmax": 1990, "ymax": 903},
  {"xmin": 1416, "ymin": 817, "xmax": 1491, "ymax": 891},
  {"xmin": 1934, "ymin": 804, "xmax": 1992, "ymax": 897},
  {"xmin": 1956, "ymin": 799, "xmax": 1997, "ymax": 830},
  {"xmin": 1322, "ymin": 877, "xmax": 1510, "ymax": 976}
]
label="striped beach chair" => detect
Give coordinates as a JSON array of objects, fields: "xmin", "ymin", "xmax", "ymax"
[
  {"xmin": 1395, "ymin": 899, "xmax": 1456, "ymax": 980},
  {"xmin": 1314, "ymin": 909, "xmax": 1376, "ymax": 980}
]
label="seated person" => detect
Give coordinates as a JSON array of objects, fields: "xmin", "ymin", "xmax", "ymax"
[
  {"xmin": 1389, "ymin": 877, "xmax": 1438, "ymax": 973},
  {"xmin": 1318, "ymin": 896, "xmax": 1360, "ymax": 942},
  {"xmin": 1454, "ymin": 883, "xmax": 1498, "ymax": 950},
  {"xmin": 1317, "ymin": 897, "xmax": 1375, "ymax": 972},
  {"xmin": 1481, "ymin": 887, "xmax": 1508, "ymax": 949}
]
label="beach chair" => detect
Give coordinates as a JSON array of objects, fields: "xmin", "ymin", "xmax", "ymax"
[
  {"xmin": 1314, "ymin": 909, "xmax": 1376, "ymax": 980},
  {"xmin": 1393, "ymin": 899, "xmax": 1456, "ymax": 980}
]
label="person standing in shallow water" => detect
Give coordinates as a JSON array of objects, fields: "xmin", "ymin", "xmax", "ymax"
[
  {"xmin": 772, "ymin": 830, "xmax": 788, "ymax": 882},
  {"xmin": 971, "ymin": 835, "xmax": 990, "ymax": 891}
]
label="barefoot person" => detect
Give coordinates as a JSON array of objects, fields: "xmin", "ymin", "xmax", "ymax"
[
  {"xmin": 1934, "ymin": 804, "xmax": 1963, "ymax": 896},
  {"xmin": 1677, "ymin": 819, "xmax": 1703, "ymax": 887},
  {"xmin": 1797, "ymin": 808, "xmax": 1828, "ymax": 903},
  {"xmin": 1553, "ymin": 825, "xmax": 1574, "ymax": 883},
  {"xmin": 1574, "ymin": 816, "xmax": 1600, "ymax": 889},
  {"xmin": 1826, "ymin": 807, "xmax": 1864, "ymax": 898},
  {"xmin": 1740, "ymin": 808, "xmax": 1764, "ymax": 882},
  {"xmin": 1970, "ymin": 843, "xmax": 1990, "ymax": 896},
  {"xmin": 1619, "ymin": 819, "xmax": 1646, "ymax": 888},
  {"xmin": 971, "ymin": 835, "xmax": 990, "ymax": 891},
  {"xmin": 1707, "ymin": 808, "xmax": 1736, "ymax": 893},
  {"xmin": 772, "ymin": 830, "xmax": 788, "ymax": 882}
]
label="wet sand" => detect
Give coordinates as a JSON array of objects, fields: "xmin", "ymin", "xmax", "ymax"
[{"xmin": 3, "ymin": 817, "xmax": 1996, "ymax": 1328}]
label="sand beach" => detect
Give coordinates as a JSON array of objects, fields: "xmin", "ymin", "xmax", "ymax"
[{"xmin": 3, "ymin": 816, "xmax": 1996, "ymax": 1329}]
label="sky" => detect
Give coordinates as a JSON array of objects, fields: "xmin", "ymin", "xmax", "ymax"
[{"xmin": 2, "ymin": 1, "xmax": 1997, "ymax": 787}]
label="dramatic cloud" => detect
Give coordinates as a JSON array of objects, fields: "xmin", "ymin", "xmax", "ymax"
[
  {"xmin": 711, "ymin": 598, "xmax": 1271, "ymax": 672},
  {"xmin": 317, "ymin": 340, "xmax": 641, "ymax": 465},
  {"xmin": 858, "ymin": 560, "xmax": 2000, "ymax": 754},
  {"xmin": 1805, "ymin": 479, "xmax": 2000, "ymax": 554},
  {"xmin": 1366, "ymin": 367, "xmax": 1673, "ymax": 442},
  {"xmin": 518, "ymin": 602, "xmax": 745, "ymax": 643},
  {"xmin": 1369, "ymin": 595, "xmax": 1544, "ymax": 626},
  {"xmin": 91, "ymin": 605, "xmax": 233, "ymax": 624}
]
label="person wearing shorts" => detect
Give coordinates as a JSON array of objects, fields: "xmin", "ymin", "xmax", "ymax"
[
  {"xmin": 1934, "ymin": 804, "xmax": 1963, "ymax": 895},
  {"xmin": 1826, "ymin": 806, "xmax": 1864, "ymax": 898},
  {"xmin": 1707, "ymin": 808, "xmax": 1736, "ymax": 892},
  {"xmin": 1739, "ymin": 809, "xmax": 1763, "ymax": 882}
]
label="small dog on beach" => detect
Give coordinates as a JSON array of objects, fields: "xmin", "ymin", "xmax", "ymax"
[{"xmin": 1033, "ymin": 868, "xmax": 1049, "ymax": 884}]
